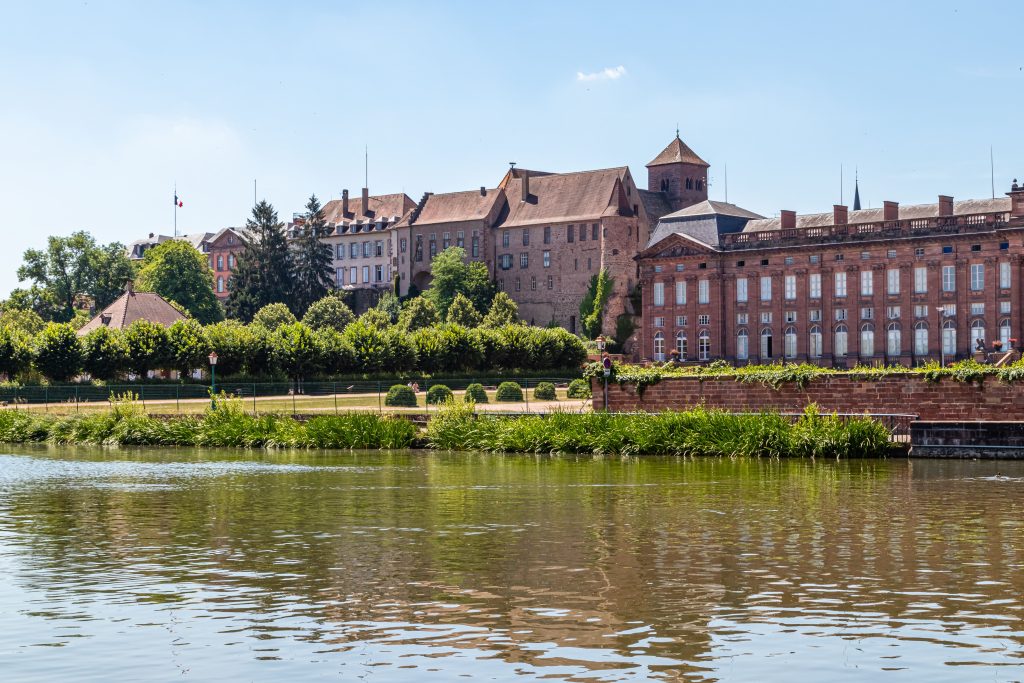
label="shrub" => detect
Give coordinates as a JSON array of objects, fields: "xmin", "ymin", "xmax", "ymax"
[
  {"xmin": 33, "ymin": 323, "xmax": 83, "ymax": 382},
  {"xmin": 567, "ymin": 378, "xmax": 591, "ymax": 399},
  {"xmin": 81, "ymin": 327, "xmax": 126, "ymax": 380},
  {"xmin": 384, "ymin": 384, "xmax": 417, "ymax": 407},
  {"xmin": 426, "ymin": 384, "xmax": 453, "ymax": 404},
  {"xmin": 495, "ymin": 381, "xmax": 523, "ymax": 402},
  {"xmin": 252, "ymin": 302, "xmax": 296, "ymax": 331},
  {"xmin": 464, "ymin": 383, "xmax": 488, "ymax": 403},
  {"xmin": 533, "ymin": 382, "xmax": 556, "ymax": 400},
  {"xmin": 302, "ymin": 296, "xmax": 355, "ymax": 332}
]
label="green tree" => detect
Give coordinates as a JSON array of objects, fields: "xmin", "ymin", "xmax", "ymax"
[
  {"xmin": 0, "ymin": 307, "xmax": 46, "ymax": 334},
  {"xmin": 167, "ymin": 319, "xmax": 210, "ymax": 376},
  {"xmin": 0, "ymin": 327, "xmax": 32, "ymax": 378},
  {"xmin": 16, "ymin": 231, "xmax": 134, "ymax": 322},
  {"xmin": 423, "ymin": 247, "xmax": 497, "ymax": 318},
  {"xmin": 291, "ymin": 195, "xmax": 334, "ymax": 316},
  {"xmin": 272, "ymin": 322, "xmax": 322, "ymax": 387},
  {"xmin": 446, "ymin": 292, "xmax": 482, "ymax": 328},
  {"xmin": 204, "ymin": 321, "xmax": 251, "ymax": 377},
  {"xmin": 315, "ymin": 328, "xmax": 357, "ymax": 375},
  {"xmin": 122, "ymin": 320, "xmax": 169, "ymax": 377},
  {"xmin": 580, "ymin": 269, "xmax": 614, "ymax": 339},
  {"xmin": 32, "ymin": 323, "xmax": 83, "ymax": 381},
  {"xmin": 398, "ymin": 297, "xmax": 440, "ymax": 331},
  {"xmin": 359, "ymin": 308, "xmax": 392, "ymax": 330},
  {"xmin": 302, "ymin": 296, "xmax": 355, "ymax": 332},
  {"xmin": 136, "ymin": 240, "xmax": 224, "ymax": 324},
  {"xmin": 480, "ymin": 292, "xmax": 519, "ymax": 328},
  {"xmin": 252, "ymin": 302, "xmax": 297, "ymax": 331},
  {"xmin": 226, "ymin": 201, "xmax": 293, "ymax": 321},
  {"xmin": 375, "ymin": 291, "xmax": 401, "ymax": 325},
  {"xmin": 81, "ymin": 327, "xmax": 127, "ymax": 380}
]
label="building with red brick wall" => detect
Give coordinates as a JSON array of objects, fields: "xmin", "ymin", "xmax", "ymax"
[
  {"xmin": 206, "ymin": 227, "xmax": 246, "ymax": 300},
  {"xmin": 636, "ymin": 182, "xmax": 1024, "ymax": 366}
]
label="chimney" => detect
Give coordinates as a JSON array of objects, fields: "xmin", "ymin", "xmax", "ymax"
[
  {"xmin": 780, "ymin": 210, "xmax": 796, "ymax": 230},
  {"xmin": 480, "ymin": 186, "xmax": 487, "ymax": 196},
  {"xmin": 521, "ymin": 171, "xmax": 530, "ymax": 202},
  {"xmin": 833, "ymin": 204, "xmax": 848, "ymax": 225},
  {"xmin": 342, "ymin": 189, "xmax": 349, "ymax": 216},
  {"xmin": 938, "ymin": 195, "xmax": 954, "ymax": 216},
  {"xmin": 1007, "ymin": 180, "xmax": 1024, "ymax": 218},
  {"xmin": 883, "ymin": 201, "xmax": 899, "ymax": 222},
  {"xmin": 361, "ymin": 187, "xmax": 369, "ymax": 216},
  {"xmin": 148, "ymin": 232, "xmax": 154, "ymax": 239}
]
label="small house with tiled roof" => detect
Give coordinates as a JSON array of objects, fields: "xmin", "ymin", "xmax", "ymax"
[{"xmin": 77, "ymin": 282, "xmax": 186, "ymax": 336}]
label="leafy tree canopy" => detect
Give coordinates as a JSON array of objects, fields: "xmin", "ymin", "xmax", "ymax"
[
  {"xmin": 32, "ymin": 323, "xmax": 83, "ymax": 382},
  {"xmin": 480, "ymin": 292, "xmax": 519, "ymax": 328},
  {"xmin": 252, "ymin": 302, "xmax": 297, "ymax": 331},
  {"xmin": 302, "ymin": 296, "xmax": 355, "ymax": 332},
  {"xmin": 423, "ymin": 247, "xmax": 497, "ymax": 318},
  {"xmin": 16, "ymin": 231, "xmax": 134, "ymax": 322},
  {"xmin": 398, "ymin": 296, "xmax": 440, "ymax": 331},
  {"xmin": 81, "ymin": 326, "xmax": 127, "ymax": 380},
  {"xmin": 136, "ymin": 240, "xmax": 224, "ymax": 324},
  {"xmin": 0, "ymin": 307, "xmax": 46, "ymax": 334},
  {"xmin": 446, "ymin": 292, "xmax": 482, "ymax": 328}
]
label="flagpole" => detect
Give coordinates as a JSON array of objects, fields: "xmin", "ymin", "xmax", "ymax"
[{"xmin": 174, "ymin": 182, "xmax": 178, "ymax": 237}]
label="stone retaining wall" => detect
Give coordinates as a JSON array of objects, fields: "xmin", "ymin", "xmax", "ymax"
[{"xmin": 591, "ymin": 374, "xmax": 1023, "ymax": 421}]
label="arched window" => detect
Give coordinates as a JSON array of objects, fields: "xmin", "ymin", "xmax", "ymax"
[
  {"xmin": 886, "ymin": 322, "xmax": 901, "ymax": 357},
  {"xmin": 736, "ymin": 329, "xmax": 749, "ymax": 360},
  {"xmin": 942, "ymin": 319, "xmax": 956, "ymax": 356},
  {"xmin": 970, "ymin": 319, "xmax": 986, "ymax": 349},
  {"xmin": 914, "ymin": 321, "xmax": 928, "ymax": 357},
  {"xmin": 834, "ymin": 324, "xmax": 848, "ymax": 358},
  {"xmin": 685, "ymin": 178, "xmax": 693, "ymax": 190},
  {"xmin": 784, "ymin": 326, "xmax": 797, "ymax": 359},
  {"xmin": 860, "ymin": 323, "xmax": 875, "ymax": 358},
  {"xmin": 676, "ymin": 331, "xmax": 688, "ymax": 360},
  {"xmin": 653, "ymin": 332, "xmax": 665, "ymax": 362},
  {"xmin": 1000, "ymin": 318, "xmax": 1012, "ymax": 347},
  {"xmin": 809, "ymin": 325, "xmax": 822, "ymax": 358},
  {"xmin": 760, "ymin": 328, "xmax": 773, "ymax": 359},
  {"xmin": 216, "ymin": 276, "xmax": 224, "ymax": 293},
  {"xmin": 698, "ymin": 329, "xmax": 711, "ymax": 361},
  {"xmin": 660, "ymin": 178, "xmax": 669, "ymax": 192}
]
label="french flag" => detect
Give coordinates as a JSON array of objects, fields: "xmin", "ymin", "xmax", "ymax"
[{"xmin": 174, "ymin": 193, "xmax": 183, "ymax": 208}]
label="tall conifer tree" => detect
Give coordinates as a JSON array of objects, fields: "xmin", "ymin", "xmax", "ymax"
[
  {"xmin": 226, "ymin": 201, "xmax": 293, "ymax": 321},
  {"xmin": 290, "ymin": 195, "xmax": 334, "ymax": 316}
]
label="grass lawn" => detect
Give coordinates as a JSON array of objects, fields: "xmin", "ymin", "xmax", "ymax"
[{"xmin": 8, "ymin": 387, "xmax": 590, "ymax": 416}]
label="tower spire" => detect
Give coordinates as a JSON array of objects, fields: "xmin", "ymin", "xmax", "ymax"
[{"xmin": 853, "ymin": 168, "xmax": 862, "ymax": 211}]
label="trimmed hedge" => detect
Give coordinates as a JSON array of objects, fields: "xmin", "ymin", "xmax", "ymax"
[
  {"xmin": 426, "ymin": 384, "xmax": 453, "ymax": 405},
  {"xmin": 384, "ymin": 384, "xmax": 418, "ymax": 407},
  {"xmin": 533, "ymin": 382, "xmax": 556, "ymax": 400},
  {"xmin": 567, "ymin": 378, "xmax": 591, "ymax": 399},
  {"xmin": 495, "ymin": 381, "xmax": 524, "ymax": 402},
  {"xmin": 464, "ymin": 383, "xmax": 488, "ymax": 403}
]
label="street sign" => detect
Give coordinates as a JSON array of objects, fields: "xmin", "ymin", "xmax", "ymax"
[{"xmin": 603, "ymin": 356, "xmax": 612, "ymax": 377}]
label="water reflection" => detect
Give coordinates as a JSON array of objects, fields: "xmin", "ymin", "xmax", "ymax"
[{"xmin": 0, "ymin": 446, "xmax": 1021, "ymax": 681}]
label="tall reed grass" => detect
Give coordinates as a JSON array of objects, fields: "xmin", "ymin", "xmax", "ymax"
[{"xmin": 426, "ymin": 401, "xmax": 890, "ymax": 458}]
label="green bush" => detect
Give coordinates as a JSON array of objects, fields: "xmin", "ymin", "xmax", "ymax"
[
  {"xmin": 567, "ymin": 378, "xmax": 591, "ymax": 399},
  {"xmin": 533, "ymin": 382, "xmax": 556, "ymax": 400},
  {"xmin": 384, "ymin": 384, "xmax": 417, "ymax": 407},
  {"xmin": 426, "ymin": 384, "xmax": 453, "ymax": 404},
  {"xmin": 464, "ymin": 383, "xmax": 488, "ymax": 403},
  {"xmin": 495, "ymin": 381, "xmax": 523, "ymax": 402}
]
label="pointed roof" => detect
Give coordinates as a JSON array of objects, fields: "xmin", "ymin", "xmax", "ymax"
[
  {"xmin": 646, "ymin": 134, "xmax": 709, "ymax": 168},
  {"xmin": 661, "ymin": 199, "xmax": 765, "ymax": 221},
  {"xmin": 853, "ymin": 179, "xmax": 862, "ymax": 211},
  {"xmin": 77, "ymin": 285, "xmax": 187, "ymax": 335}
]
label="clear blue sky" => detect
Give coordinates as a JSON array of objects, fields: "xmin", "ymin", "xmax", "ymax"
[{"xmin": 2, "ymin": 1, "xmax": 1021, "ymax": 297}]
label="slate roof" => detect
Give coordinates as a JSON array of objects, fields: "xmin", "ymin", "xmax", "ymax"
[
  {"xmin": 646, "ymin": 135, "xmax": 709, "ymax": 168},
  {"xmin": 637, "ymin": 189, "xmax": 674, "ymax": 222},
  {"xmin": 496, "ymin": 167, "xmax": 629, "ymax": 228},
  {"xmin": 78, "ymin": 287, "xmax": 187, "ymax": 335},
  {"xmin": 645, "ymin": 200, "xmax": 765, "ymax": 250},
  {"xmin": 742, "ymin": 197, "xmax": 1012, "ymax": 232},
  {"xmin": 662, "ymin": 200, "xmax": 765, "ymax": 221},
  {"xmin": 403, "ymin": 188, "xmax": 503, "ymax": 226},
  {"xmin": 321, "ymin": 193, "xmax": 416, "ymax": 224}
]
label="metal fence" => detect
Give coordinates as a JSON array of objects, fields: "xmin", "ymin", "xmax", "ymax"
[{"xmin": 0, "ymin": 378, "xmax": 579, "ymax": 414}]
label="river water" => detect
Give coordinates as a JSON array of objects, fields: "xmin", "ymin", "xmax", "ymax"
[{"xmin": 0, "ymin": 447, "xmax": 1021, "ymax": 682}]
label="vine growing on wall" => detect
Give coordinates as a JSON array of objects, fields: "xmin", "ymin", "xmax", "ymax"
[{"xmin": 579, "ymin": 269, "xmax": 614, "ymax": 340}]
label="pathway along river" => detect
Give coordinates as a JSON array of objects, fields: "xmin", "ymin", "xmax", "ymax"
[{"xmin": 0, "ymin": 446, "xmax": 1022, "ymax": 682}]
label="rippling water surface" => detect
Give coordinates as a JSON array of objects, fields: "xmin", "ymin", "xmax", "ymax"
[{"xmin": 0, "ymin": 446, "xmax": 1021, "ymax": 681}]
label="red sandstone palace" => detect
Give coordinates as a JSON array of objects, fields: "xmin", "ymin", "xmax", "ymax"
[{"xmin": 637, "ymin": 170, "xmax": 1024, "ymax": 366}]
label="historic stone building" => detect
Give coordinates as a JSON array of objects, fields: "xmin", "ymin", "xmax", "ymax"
[
  {"xmin": 207, "ymin": 228, "xmax": 246, "ymax": 300},
  {"xmin": 637, "ymin": 183, "xmax": 1024, "ymax": 366}
]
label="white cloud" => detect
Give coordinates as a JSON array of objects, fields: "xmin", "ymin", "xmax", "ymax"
[{"xmin": 576, "ymin": 65, "xmax": 627, "ymax": 82}]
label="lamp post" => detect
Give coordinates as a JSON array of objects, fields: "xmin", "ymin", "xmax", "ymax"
[
  {"xmin": 595, "ymin": 336, "xmax": 609, "ymax": 413},
  {"xmin": 934, "ymin": 306, "xmax": 946, "ymax": 367},
  {"xmin": 208, "ymin": 351, "xmax": 218, "ymax": 410}
]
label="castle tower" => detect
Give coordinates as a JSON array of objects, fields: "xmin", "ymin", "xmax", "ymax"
[{"xmin": 646, "ymin": 132, "xmax": 710, "ymax": 212}]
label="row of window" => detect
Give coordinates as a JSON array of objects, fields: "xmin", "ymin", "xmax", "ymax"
[
  {"xmin": 652, "ymin": 263, "xmax": 1011, "ymax": 307},
  {"xmin": 209, "ymin": 254, "xmax": 236, "ymax": 271},
  {"xmin": 335, "ymin": 240, "xmax": 388, "ymax": 260},
  {"xmin": 502, "ymin": 224, "xmax": 602, "ymax": 248},
  {"xmin": 335, "ymin": 265, "xmax": 388, "ymax": 286},
  {"xmin": 653, "ymin": 320, "xmax": 1013, "ymax": 361},
  {"xmin": 497, "ymin": 275, "xmax": 556, "ymax": 292},
  {"xmin": 414, "ymin": 234, "xmax": 480, "ymax": 261}
]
